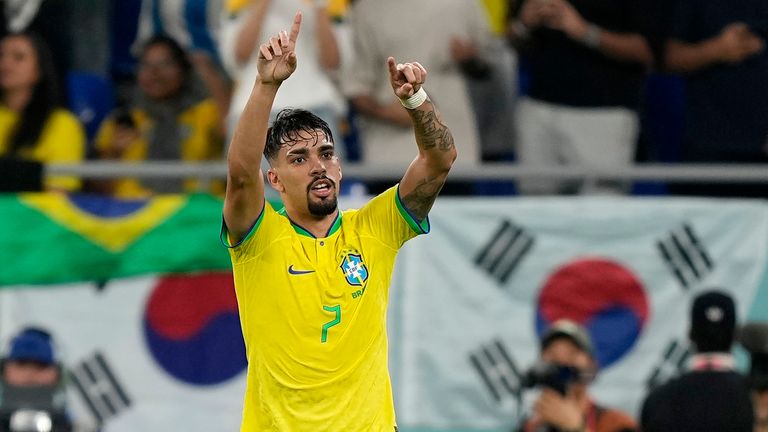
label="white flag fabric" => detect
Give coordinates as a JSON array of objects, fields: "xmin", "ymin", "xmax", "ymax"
[
  {"xmin": 391, "ymin": 197, "xmax": 768, "ymax": 431},
  {"xmin": 0, "ymin": 273, "xmax": 246, "ymax": 432}
]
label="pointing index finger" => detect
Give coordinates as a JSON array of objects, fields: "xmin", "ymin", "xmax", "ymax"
[
  {"xmin": 289, "ymin": 11, "xmax": 302, "ymax": 43},
  {"xmin": 387, "ymin": 57, "xmax": 398, "ymax": 80}
]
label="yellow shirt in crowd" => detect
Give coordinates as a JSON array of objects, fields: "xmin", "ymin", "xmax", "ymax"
[
  {"xmin": 223, "ymin": 186, "xmax": 429, "ymax": 431},
  {"xmin": 95, "ymin": 99, "xmax": 223, "ymax": 198},
  {"xmin": 0, "ymin": 106, "xmax": 85, "ymax": 192}
]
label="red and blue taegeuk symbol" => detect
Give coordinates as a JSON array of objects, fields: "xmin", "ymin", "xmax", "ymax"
[
  {"xmin": 143, "ymin": 273, "xmax": 246, "ymax": 385},
  {"xmin": 535, "ymin": 258, "xmax": 650, "ymax": 368}
]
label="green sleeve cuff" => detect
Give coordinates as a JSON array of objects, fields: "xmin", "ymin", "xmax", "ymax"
[
  {"xmin": 220, "ymin": 202, "xmax": 265, "ymax": 248},
  {"xmin": 395, "ymin": 184, "xmax": 430, "ymax": 235}
]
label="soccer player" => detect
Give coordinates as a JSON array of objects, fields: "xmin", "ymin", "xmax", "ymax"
[{"xmin": 221, "ymin": 11, "xmax": 457, "ymax": 431}]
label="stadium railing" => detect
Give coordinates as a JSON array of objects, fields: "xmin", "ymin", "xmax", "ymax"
[{"xmin": 46, "ymin": 161, "xmax": 768, "ymax": 185}]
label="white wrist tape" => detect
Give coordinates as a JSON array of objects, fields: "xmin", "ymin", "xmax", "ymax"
[{"xmin": 399, "ymin": 87, "xmax": 428, "ymax": 110}]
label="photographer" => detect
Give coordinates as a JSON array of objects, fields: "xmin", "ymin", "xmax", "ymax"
[
  {"xmin": 739, "ymin": 322, "xmax": 768, "ymax": 432},
  {"xmin": 520, "ymin": 319, "xmax": 637, "ymax": 432},
  {"xmin": 0, "ymin": 327, "xmax": 71, "ymax": 432}
]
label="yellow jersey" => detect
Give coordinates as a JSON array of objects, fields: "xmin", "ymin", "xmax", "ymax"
[
  {"xmin": 223, "ymin": 185, "xmax": 428, "ymax": 431},
  {"xmin": 0, "ymin": 107, "xmax": 85, "ymax": 191}
]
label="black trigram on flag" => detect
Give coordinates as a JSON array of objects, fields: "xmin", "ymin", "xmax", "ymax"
[
  {"xmin": 657, "ymin": 223, "xmax": 714, "ymax": 289},
  {"xmin": 69, "ymin": 351, "xmax": 132, "ymax": 424},
  {"xmin": 645, "ymin": 339, "xmax": 691, "ymax": 390},
  {"xmin": 475, "ymin": 220, "xmax": 535, "ymax": 284},
  {"xmin": 469, "ymin": 339, "xmax": 523, "ymax": 403}
]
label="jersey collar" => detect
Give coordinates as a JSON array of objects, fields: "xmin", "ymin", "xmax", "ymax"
[{"xmin": 277, "ymin": 208, "xmax": 342, "ymax": 238}]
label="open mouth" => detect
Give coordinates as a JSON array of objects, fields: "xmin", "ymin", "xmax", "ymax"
[{"xmin": 309, "ymin": 178, "xmax": 335, "ymax": 198}]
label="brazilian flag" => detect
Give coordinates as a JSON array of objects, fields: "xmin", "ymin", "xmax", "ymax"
[{"xmin": 0, "ymin": 193, "xmax": 231, "ymax": 286}]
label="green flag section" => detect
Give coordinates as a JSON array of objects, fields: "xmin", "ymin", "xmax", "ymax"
[{"xmin": 0, "ymin": 193, "xmax": 232, "ymax": 286}]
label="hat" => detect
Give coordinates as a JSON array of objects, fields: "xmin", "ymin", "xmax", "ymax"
[
  {"xmin": 690, "ymin": 290, "xmax": 736, "ymax": 353},
  {"xmin": 7, "ymin": 327, "xmax": 55, "ymax": 365},
  {"xmin": 541, "ymin": 319, "xmax": 594, "ymax": 358},
  {"xmin": 738, "ymin": 322, "xmax": 768, "ymax": 390}
]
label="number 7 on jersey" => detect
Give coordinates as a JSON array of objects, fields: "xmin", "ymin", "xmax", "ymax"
[{"xmin": 321, "ymin": 304, "xmax": 341, "ymax": 343}]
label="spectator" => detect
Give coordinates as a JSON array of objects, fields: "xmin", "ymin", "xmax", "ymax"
[
  {"xmin": 2, "ymin": 0, "xmax": 74, "ymax": 98},
  {"xmin": 471, "ymin": 0, "xmax": 518, "ymax": 162},
  {"xmin": 134, "ymin": 0, "xmax": 232, "ymax": 127},
  {"xmin": 664, "ymin": 0, "xmax": 768, "ymax": 197},
  {"xmin": 343, "ymin": 0, "xmax": 489, "ymax": 171},
  {"xmin": 519, "ymin": 319, "xmax": 637, "ymax": 432},
  {"xmin": 95, "ymin": 35, "xmax": 224, "ymax": 198},
  {"xmin": 739, "ymin": 322, "xmax": 768, "ymax": 432},
  {"xmin": 641, "ymin": 290, "xmax": 754, "ymax": 432},
  {"xmin": 0, "ymin": 32, "xmax": 85, "ymax": 192},
  {"xmin": 220, "ymin": 0, "xmax": 345, "ymax": 159},
  {"xmin": 0, "ymin": 326, "xmax": 71, "ymax": 432},
  {"xmin": 507, "ymin": 0, "xmax": 652, "ymax": 194}
]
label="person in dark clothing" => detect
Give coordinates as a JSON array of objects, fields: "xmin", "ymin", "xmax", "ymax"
[
  {"xmin": 640, "ymin": 290, "xmax": 754, "ymax": 432},
  {"xmin": 664, "ymin": 0, "xmax": 768, "ymax": 197},
  {"xmin": 507, "ymin": 0, "xmax": 653, "ymax": 194}
]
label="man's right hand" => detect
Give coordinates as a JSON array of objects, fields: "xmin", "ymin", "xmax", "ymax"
[
  {"xmin": 534, "ymin": 389, "xmax": 584, "ymax": 431},
  {"xmin": 256, "ymin": 11, "xmax": 302, "ymax": 85},
  {"xmin": 717, "ymin": 22, "xmax": 764, "ymax": 64}
]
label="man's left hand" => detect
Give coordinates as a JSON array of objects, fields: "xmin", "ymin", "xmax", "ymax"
[{"xmin": 387, "ymin": 57, "xmax": 427, "ymax": 99}]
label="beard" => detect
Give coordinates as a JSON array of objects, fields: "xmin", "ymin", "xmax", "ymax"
[
  {"xmin": 308, "ymin": 194, "xmax": 338, "ymax": 216},
  {"xmin": 306, "ymin": 176, "xmax": 338, "ymax": 216}
]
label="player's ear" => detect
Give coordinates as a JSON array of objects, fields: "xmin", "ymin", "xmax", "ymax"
[{"xmin": 267, "ymin": 168, "xmax": 284, "ymax": 192}]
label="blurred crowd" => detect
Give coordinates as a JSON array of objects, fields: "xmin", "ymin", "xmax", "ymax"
[{"xmin": 0, "ymin": 0, "xmax": 765, "ymax": 198}]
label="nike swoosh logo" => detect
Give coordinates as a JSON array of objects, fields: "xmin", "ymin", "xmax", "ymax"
[{"xmin": 288, "ymin": 265, "xmax": 315, "ymax": 275}]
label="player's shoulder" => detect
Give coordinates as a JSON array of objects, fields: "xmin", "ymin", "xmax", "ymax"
[{"xmin": 230, "ymin": 202, "xmax": 290, "ymax": 245}]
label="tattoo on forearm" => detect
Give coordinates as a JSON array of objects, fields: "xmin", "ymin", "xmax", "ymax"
[
  {"xmin": 409, "ymin": 104, "xmax": 455, "ymax": 153},
  {"xmin": 402, "ymin": 176, "xmax": 444, "ymax": 221}
]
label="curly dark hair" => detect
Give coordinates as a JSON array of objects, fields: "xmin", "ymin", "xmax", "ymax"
[{"xmin": 264, "ymin": 108, "xmax": 334, "ymax": 163}]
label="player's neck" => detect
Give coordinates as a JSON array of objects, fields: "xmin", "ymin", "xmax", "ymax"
[{"xmin": 284, "ymin": 207, "xmax": 340, "ymax": 238}]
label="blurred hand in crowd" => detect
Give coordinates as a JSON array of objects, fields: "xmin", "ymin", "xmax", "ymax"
[
  {"xmin": 545, "ymin": 0, "xmax": 589, "ymax": 40},
  {"xmin": 519, "ymin": 0, "xmax": 559, "ymax": 29},
  {"xmin": 110, "ymin": 124, "xmax": 139, "ymax": 158},
  {"xmin": 450, "ymin": 37, "xmax": 480, "ymax": 63},
  {"xmin": 533, "ymin": 388, "xmax": 585, "ymax": 431},
  {"xmin": 717, "ymin": 23, "xmax": 764, "ymax": 64}
]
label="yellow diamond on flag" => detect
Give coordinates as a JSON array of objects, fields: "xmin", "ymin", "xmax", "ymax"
[{"xmin": 20, "ymin": 194, "xmax": 186, "ymax": 253}]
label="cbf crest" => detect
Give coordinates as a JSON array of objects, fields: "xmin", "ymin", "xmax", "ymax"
[{"xmin": 339, "ymin": 249, "xmax": 369, "ymax": 286}]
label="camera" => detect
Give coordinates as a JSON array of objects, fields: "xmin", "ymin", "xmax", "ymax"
[
  {"xmin": 522, "ymin": 361, "xmax": 593, "ymax": 395},
  {"xmin": 0, "ymin": 382, "xmax": 71, "ymax": 432}
]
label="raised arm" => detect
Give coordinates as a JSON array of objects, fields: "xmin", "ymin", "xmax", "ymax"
[
  {"xmin": 223, "ymin": 12, "xmax": 302, "ymax": 242},
  {"xmin": 547, "ymin": 0, "xmax": 652, "ymax": 65},
  {"xmin": 233, "ymin": 0, "xmax": 272, "ymax": 66},
  {"xmin": 665, "ymin": 23, "xmax": 764, "ymax": 73},
  {"xmin": 390, "ymin": 58, "xmax": 458, "ymax": 221},
  {"xmin": 313, "ymin": 3, "xmax": 340, "ymax": 71}
]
